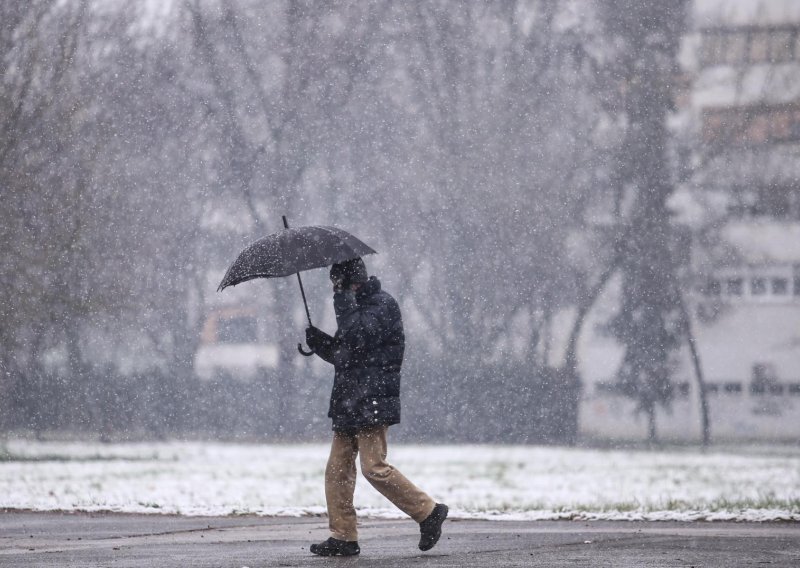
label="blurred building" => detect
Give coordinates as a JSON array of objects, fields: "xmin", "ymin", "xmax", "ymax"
[
  {"xmin": 579, "ymin": 0, "xmax": 800, "ymax": 442},
  {"xmin": 193, "ymin": 265, "xmax": 279, "ymax": 381}
]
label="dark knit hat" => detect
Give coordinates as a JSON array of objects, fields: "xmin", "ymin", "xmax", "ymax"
[{"xmin": 330, "ymin": 257, "xmax": 368, "ymax": 286}]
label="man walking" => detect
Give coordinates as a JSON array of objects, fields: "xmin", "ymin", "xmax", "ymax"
[{"xmin": 305, "ymin": 257, "xmax": 448, "ymax": 557}]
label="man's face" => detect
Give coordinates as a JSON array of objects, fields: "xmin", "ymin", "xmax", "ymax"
[{"xmin": 330, "ymin": 274, "xmax": 344, "ymax": 291}]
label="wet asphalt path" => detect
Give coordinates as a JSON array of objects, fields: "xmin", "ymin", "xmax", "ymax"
[{"xmin": 1, "ymin": 511, "xmax": 799, "ymax": 567}]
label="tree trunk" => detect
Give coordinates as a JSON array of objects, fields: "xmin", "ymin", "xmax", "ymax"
[
  {"xmin": 564, "ymin": 254, "xmax": 620, "ymax": 373},
  {"xmin": 647, "ymin": 406, "xmax": 657, "ymax": 445},
  {"xmin": 676, "ymin": 290, "xmax": 711, "ymax": 447}
]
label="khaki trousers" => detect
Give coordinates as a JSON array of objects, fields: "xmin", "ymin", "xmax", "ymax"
[{"xmin": 325, "ymin": 425, "xmax": 436, "ymax": 542}]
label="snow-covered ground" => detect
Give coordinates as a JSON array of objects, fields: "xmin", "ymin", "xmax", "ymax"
[{"xmin": 1, "ymin": 440, "xmax": 798, "ymax": 522}]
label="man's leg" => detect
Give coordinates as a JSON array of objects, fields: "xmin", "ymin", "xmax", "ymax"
[
  {"xmin": 325, "ymin": 430, "xmax": 359, "ymax": 542},
  {"xmin": 356, "ymin": 426, "xmax": 436, "ymax": 523}
]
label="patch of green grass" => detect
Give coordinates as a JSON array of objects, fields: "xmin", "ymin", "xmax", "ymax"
[
  {"xmin": 475, "ymin": 496, "xmax": 800, "ymax": 515},
  {"xmin": 698, "ymin": 496, "xmax": 800, "ymax": 512},
  {"xmin": 603, "ymin": 501, "xmax": 642, "ymax": 512},
  {"xmin": 577, "ymin": 496, "xmax": 800, "ymax": 514},
  {"xmin": 0, "ymin": 447, "xmax": 166, "ymax": 463},
  {"xmin": 0, "ymin": 453, "xmax": 154, "ymax": 462}
]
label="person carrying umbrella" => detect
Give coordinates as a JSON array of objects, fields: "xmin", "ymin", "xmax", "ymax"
[
  {"xmin": 218, "ymin": 221, "xmax": 447, "ymax": 556},
  {"xmin": 305, "ymin": 257, "xmax": 448, "ymax": 557}
]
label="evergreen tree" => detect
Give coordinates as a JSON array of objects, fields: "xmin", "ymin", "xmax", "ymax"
[{"xmin": 600, "ymin": 0, "xmax": 689, "ymax": 442}]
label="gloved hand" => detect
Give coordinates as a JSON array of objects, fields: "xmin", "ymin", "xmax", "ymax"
[
  {"xmin": 333, "ymin": 288, "xmax": 357, "ymax": 316},
  {"xmin": 305, "ymin": 326, "xmax": 329, "ymax": 351}
]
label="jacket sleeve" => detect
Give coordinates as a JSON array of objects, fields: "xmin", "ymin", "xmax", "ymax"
[
  {"xmin": 316, "ymin": 340, "xmax": 338, "ymax": 366},
  {"xmin": 307, "ymin": 327, "xmax": 337, "ymax": 365}
]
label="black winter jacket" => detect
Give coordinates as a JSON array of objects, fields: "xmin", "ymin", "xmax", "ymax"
[{"xmin": 309, "ymin": 277, "xmax": 404, "ymax": 432}]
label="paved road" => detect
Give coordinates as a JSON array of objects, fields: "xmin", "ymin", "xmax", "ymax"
[{"xmin": 1, "ymin": 511, "xmax": 799, "ymax": 567}]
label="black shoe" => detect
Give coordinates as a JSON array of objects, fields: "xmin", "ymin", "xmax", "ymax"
[
  {"xmin": 310, "ymin": 537, "xmax": 360, "ymax": 557},
  {"xmin": 418, "ymin": 503, "xmax": 448, "ymax": 551}
]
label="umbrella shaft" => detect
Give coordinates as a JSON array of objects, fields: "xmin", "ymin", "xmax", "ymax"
[
  {"xmin": 284, "ymin": 215, "xmax": 313, "ymax": 327},
  {"xmin": 296, "ymin": 271, "xmax": 312, "ymax": 327}
]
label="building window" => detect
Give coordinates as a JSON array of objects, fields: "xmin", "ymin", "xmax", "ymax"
[
  {"xmin": 706, "ymin": 278, "xmax": 722, "ymax": 297},
  {"xmin": 772, "ymin": 277, "xmax": 789, "ymax": 295},
  {"xmin": 704, "ymin": 107, "xmax": 800, "ymax": 147},
  {"xmin": 750, "ymin": 362, "xmax": 786, "ymax": 397},
  {"xmin": 749, "ymin": 31, "xmax": 771, "ymax": 63},
  {"xmin": 791, "ymin": 189, "xmax": 800, "ymax": 219},
  {"xmin": 770, "ymin": 30, "xmax": 793, "ymax": 61},
  {"xmin": 702, "ymin": 33, "xmax": 726, "ymax": 66},
  {"xmin": 795, "ymin": 32, "xmax": 800, "ymax": 60},
  {"xmin": 791, "ymin": 110, "xmax": 800, "ymax": 139},
  {"xmin": 726, "ymin": 278, "xmax": 744, "ymax": 296},
  {"xmin": 751, "ymin": 277, "xmax": 767, "ymax": 296},
  {"xmin": 724, "ymin": 382, "xmax": 743, "ymax": 394},
  {"xmin": 727, "ymin": 185, "xmax": 800, "ymax": 220},
  {"xmin": 705, "ymin": 269, "xmax": 800, "ymax": 302},
  {"xmin": 772, "ymin": 109, "xmax": 792, "ymax": 140},
  {"xmin": 746, "ymin": 113, "xmax": 771, "ymax": 143},
  {"xmin": 725, "ymin": 33, "xmax": 749, "ymax": 64},
  {"xmin": 756, "ymin": 186, "xmax": 792, "ymax": 217},
  {"xmin": 702, "ymin": 27, "xmax": 800, "ymax": 67}
]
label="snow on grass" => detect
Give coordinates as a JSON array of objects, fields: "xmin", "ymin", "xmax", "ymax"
[{"xmin": 1, "ymin": 440, "xmax": 798, "ymax": 522}]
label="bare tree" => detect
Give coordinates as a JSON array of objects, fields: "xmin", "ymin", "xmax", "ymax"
[
  {"xmin": 0, "ymin": 1, "xmax": 88, "ymax": 424},
  {"xmin": 1, "ymin": 1, "xmax": 209, "ymax": 434}
]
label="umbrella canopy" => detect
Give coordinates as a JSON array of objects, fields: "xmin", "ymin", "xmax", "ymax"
[{"xmin": 217, "ymin": 225, "xmax": 377, "ymax": 291}]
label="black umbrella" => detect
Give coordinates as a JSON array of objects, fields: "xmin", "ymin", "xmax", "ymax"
[{"xmin": 218, "ymin": 216, "xmax": 377, "ymax": 355}]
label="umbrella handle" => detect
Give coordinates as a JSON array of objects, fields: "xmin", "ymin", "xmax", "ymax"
[{"xmin": 298, "ymin": 343, "xmax": 314, "ymax": 357}]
